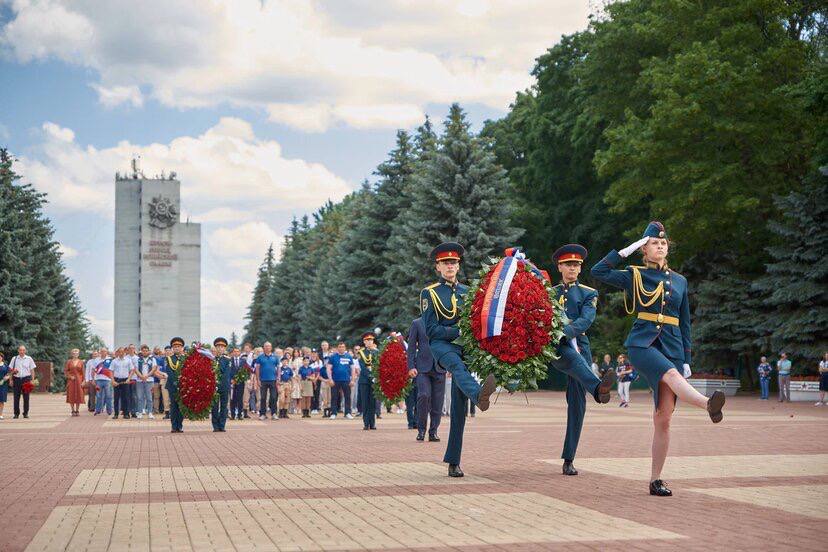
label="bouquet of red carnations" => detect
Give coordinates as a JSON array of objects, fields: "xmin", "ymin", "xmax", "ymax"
[
  {"xmin": 176, "ymin": 344, "xmax": 218, "ymax": 420},
  {"xmin": 373, "ymin": 339, "xmax": 413, "ymax": 408},
  {"xmin": 459, "ymin": 247, "xmax": 565, "ymax": 391}
]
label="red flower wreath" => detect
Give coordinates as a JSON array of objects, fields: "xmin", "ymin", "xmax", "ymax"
[
  {"xmin": 459, "ymin": 252, "xmax": 565, "ymax": 390},
  {"xmin": 176, "ymin": 346, "xmax": 218, "ymax": 420},
  {"xmin": 373, "ymin": 339, "xmax": 413, "ymax": 408}
]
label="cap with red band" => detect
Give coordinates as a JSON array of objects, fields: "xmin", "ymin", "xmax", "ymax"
[
  {"xmin": 552, "ymin": 244, "xmax": 588, "ymax": 264},
  {"xmin": 430, "ymin": 242, "xmax": 465, "ymax": 262}
]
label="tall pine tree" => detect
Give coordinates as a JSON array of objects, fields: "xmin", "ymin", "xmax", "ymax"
[
  {"xmin": 391, "ymin": 104, "xmax": 523, "ymax": 329},
  {"xmin": 243, "ymin": 244, "xmax": 275, "ymax": 344}
]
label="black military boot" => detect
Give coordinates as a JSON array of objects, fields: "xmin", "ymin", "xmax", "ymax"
[
  {"xmin": 649, "ymin": 479, "xmax": 672, "ymax": 496},
  {"xmin": 477, "ymin": 374, "xmax": 497, "ymax": 412},
  {"xmin": 707, "ymin": 391, "xmax": 725, "ymax": 423},
  {"xmin": 448, "ymin": 464, "xmax": 464, "ymax": 478},
  {"xmin": 594, "ymin": 370, "xmax": 615, "ymax": 403},
  {"xmin": 428, "ymin": 433, "xmax": 441, "ymax": 442},
  {"xmin": 562, "ymin": 460, "xmax": 578, "ymax": 476},
  {"xmin": 416, "ymin": 431, "xmax": 425, "ymax": 441}
]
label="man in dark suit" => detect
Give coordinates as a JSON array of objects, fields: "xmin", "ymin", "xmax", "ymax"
[{"xmin": 408, "ymin": 317, "xmax": 445, "ymax": 442}]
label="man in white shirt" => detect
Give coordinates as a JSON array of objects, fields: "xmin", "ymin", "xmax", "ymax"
[
  {"xmin": 127, "ymin": 344, "xmax": 141, "ymax": 417},
  {"xmin": 135, "ymin": 345, "xmax": 157, "ymax": 419},
  {"xmin": 93, "ymin": 348, "xmax": 114, "ymax": 416},
  {"xmin": 9, "ymin": 345, "xmax": 36, "ymax": 419},
  {"xmin": 111, "ymin": 348, "xmax": 135, "ymax": 419},
  {"xmin": 84, "ymin": 351, "xmax": 100, "ymax": 412}
]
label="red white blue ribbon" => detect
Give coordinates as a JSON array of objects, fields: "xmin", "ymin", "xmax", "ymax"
[{"xmin": 480, "ymin": 247, "xmax": 548, "ymax": 339}]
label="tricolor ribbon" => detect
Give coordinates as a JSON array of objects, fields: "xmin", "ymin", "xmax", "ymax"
[{"xmin": 480, "ymin": 247, "xmax": 550, "ymax": 339}]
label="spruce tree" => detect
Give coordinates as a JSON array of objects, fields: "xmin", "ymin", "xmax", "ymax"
[
  {"xmin": 390, "ymin": 104, "xmax": 523, "ymax": 329},
  {"xmin": 753, "ymin": 177, "xmax": 828, "ymax": 366},
  {"xmin": 243, "ymin": 244, "xmax": 275, "ymax": 344},
  {"xmin": 0, "ymin": 149, "xmax": 90, "ymax": 374}
]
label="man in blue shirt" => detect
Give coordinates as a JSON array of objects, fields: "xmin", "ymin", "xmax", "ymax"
[
  {"xmin": 253, "ymin": 342, "xmax": 279, "ymax": 420},
  {"xmin": 326, "ymin": 342, "xmax": 356, "ymax": 420}
]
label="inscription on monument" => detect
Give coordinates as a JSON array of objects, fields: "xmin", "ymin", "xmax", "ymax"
[{"xmin": 144, "ymin": 240, "xmax": 178, "ymax": 267}]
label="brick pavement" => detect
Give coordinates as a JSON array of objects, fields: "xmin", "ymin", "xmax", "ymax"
[{"xmin": 1, "ymin": 391, "xmax": 827, "ymax": 551}]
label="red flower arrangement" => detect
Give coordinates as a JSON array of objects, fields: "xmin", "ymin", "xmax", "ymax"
[
  {"xmin": 459, "ymin": 251, "xmax": 565, "ymax": 390},
  {"xmin": 21, "ymin": 380, "xmax": 35, "ymax": 394},
  {"xmin": 373, "ymin": 339, "xmax": 413, "ymax": 408},
  {"xmin": 175, "ymin": 346, "xmax": 218, "ymax": 420}
]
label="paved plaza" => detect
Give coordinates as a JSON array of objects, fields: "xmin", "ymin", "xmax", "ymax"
[{"xmin": 1, "ymin": 391, "xmax": 826, "ymax": 551}]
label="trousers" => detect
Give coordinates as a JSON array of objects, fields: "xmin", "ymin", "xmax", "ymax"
[
  {"xmin": 548, "ymin": 342, "xmax": 600, "ymax": 461},
  {"xmin": 113, "ymin": 378, "xmax": 130, "ymax": 416},
  {"xmin": 211, "ymin": 390, "xmax": 229, "ymax": 430},
  {"xmin": 169, "ymin": 388, "xmax": 183, "ymax": 431},
  {"xmin": 12, "ymin": 376, "xmax": 31, "ymax": 417},
  {"xmin": 359, "ymin": 381, "xmax": 375, "ymax": 428},
  {"xmin": 331, "ymin": 382, "xmax": 351, "ymax": 414},
  {"xmin": 259, "ymin": 381, "xmax": 277, "ymax": 416},
  {"xmin": 416, "ymin": 370, "xmax": 445, "ymax": 434},
  {"xmin": 94, "ymin": 380, "xmax": 113, "ymax": 414}
]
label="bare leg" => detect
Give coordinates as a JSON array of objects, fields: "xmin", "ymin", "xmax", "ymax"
[
  {"xmin": 651, "ymin": 380, "xmax": 676, "ymax": 481},
  {"xmin": 661, "ymin": 368, "xmax": 708, "ymax": 410}
]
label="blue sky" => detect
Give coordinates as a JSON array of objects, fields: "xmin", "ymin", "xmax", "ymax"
[{"xmin": 0, "ymin": 0, "xmax": 590, "ymax": 344}]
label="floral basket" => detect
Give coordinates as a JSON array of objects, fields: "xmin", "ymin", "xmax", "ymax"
[
  {"xmin": 373, "ymin": 339, "xmax": 413, "ymax": 408},
  {"xmin": 459, "ymin": 248, "xmax": 565, "ymax": 391},
  {"xmin": 176, "ymin": 345, "xmax": 219, "ymax": 420},
  {"xmin": 232, "ymin": 364, "xmax": 251, "ymax": 386}
]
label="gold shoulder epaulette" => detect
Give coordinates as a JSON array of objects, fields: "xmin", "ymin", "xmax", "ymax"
[
  {"xmin": 423, "ymin": 282, "xmax": 440, "ymax": 291},
  {"xmin": 577, "ymin": 283, "xmax": 597, "ymax": 292}
]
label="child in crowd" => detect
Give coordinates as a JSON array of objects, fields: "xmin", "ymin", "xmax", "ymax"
[
  {"xmin": 278, "ymin": 356, "xmax": 293, "ymax": 419},
  {"xmin": 299, "ymin": 357, "xmax": 314, "ymax": 417}
]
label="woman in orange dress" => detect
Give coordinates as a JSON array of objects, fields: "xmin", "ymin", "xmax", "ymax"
[{"xmin": 64, "ymin": 349, "xmax": 84, "ymax": 416}]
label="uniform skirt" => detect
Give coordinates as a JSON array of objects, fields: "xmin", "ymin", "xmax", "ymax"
[
  {"xmin": 301, "ymin": 379, "xmax": 314, "ymax": 397},
  {"xmin": 291, "ymin": 382, "xmax": 302, "ymax": 399},
  {"xmin": 627, "ymin": 341, "xmax": 683, "ymax": 409}
]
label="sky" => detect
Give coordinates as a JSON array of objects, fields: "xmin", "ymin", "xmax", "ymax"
[{"xmin": 0, "ymin": 0, "xmax": 591, "ymax": 346}]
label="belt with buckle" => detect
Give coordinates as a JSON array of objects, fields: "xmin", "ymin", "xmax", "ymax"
[{"xmin": 637, "ymin": 312, "xmax": 679, "ymax": 326}]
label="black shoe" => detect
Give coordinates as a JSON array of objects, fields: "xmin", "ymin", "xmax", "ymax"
[
  {"xmin": 363, "ymin": 426, "xmax": 371, "ymax": 430},
  {"xmin": 376, "ymin": 414, "xmax": 382, "ymax": 419},
  {"xmin": 707, "ymin": 391, "xmax": 725, "ymax": 423},
  {"xmin": 112, "ymin": 415, "xmax": 119, "ymax": 419},
  {"xmin": 649, "ymin": 479, "xmax": 672, "ymax": 496},
  {"xmin": 562, "ymin": 460, "xmax": 578, "ymax": 476},
  {"xmin": 13, "ymin": 415, "xmax": 18, "ymax": 419},
  {"xmin": 23, "ymin": 414, "xmax": 28, "ymax": 418},
  {"xmin": 416, "ymin": 432, "xmax": 425, "ymax": 441},
  {"xmin": 370, "ymin": 425, "xmax": 376, "ymax": 430},
  {"xmin": 163, "ymin": 413, "xmax": 170, "ymax": 419},
  {"xmin": 477, "ymin": 374, "xmax": 496, "ymax": 412},
  {"xmin": 594, "ymin": 370, "xmax": 614, "ymax": 404},
  {"xmin": 213, "ymin": 428, "xmax": 221, "ymax": 432},
  {"xmin": 171, "ymin": 429, "xmax": 183, "ymax": 433},
  {"xmin": 428, "ymin": 434, "xmax": 441, "ymax": 442},
  {"xmin": 219, "ymin": 429, "xmax": 226, "ymax": 432},
  {"xmin": 448, "ymin": 464, "xmax": 464, "ymax": 478}
]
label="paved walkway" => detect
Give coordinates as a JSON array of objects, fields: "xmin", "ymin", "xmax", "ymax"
[{"xmin": 1, "ymin": 390, "xmax": 826, "ymax": 551}]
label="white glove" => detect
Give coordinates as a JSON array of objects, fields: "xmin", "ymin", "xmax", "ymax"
[
  {"xmin": 619, "ymin": 236, "xmax": 650, "ymax": 258},
  {"xmin": 682, "ymin": 363, "xmax": 692, "ymax": 378},
  {"xmin": 570, "ymin": 338, "xmax": 580, "ymax": 354}
]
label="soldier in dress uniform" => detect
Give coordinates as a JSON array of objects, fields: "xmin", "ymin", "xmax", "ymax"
[
  {"xmin": 166, "ymin": 337, "xmax": 186, "ymax": 433},
  {"xmin": 420, "ymin": 242, "xmax": 497, "ymax": 478},
  {"xmin": 211, "ymin": 337, "xmax": 232, "ymax": 432},
  {"xmin": 591, "ymin": 221, "xmax": 725, "ymax": 496},
  {"xmin": 357, "ymin": 332, "xmax": 380, "ymax": 430},
  {"xmin": 549, "ymin": 244, "xmax": 616, "ymax": 476}
]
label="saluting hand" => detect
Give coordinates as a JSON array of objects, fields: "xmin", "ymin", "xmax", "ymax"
[{"xmin": 619, "ymin": 236, "xmax": 650, "ymax": 258}]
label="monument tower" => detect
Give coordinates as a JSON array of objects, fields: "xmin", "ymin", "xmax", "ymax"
[{"xmin": 114, "ymin": 158, "xmax": 201, "ymax": 347}]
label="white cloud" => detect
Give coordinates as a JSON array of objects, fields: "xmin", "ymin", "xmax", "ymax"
[
  {"xmin": 201, "ymin": 278, "xmax": 255, "ymax": 341},
  {"xmin": 57, "ymin": 243, "xmax": 78, "ymax": 259},
  {"xmin": 0, "ymin": 0, "xmax": 590, "ymax": 129},
  {"xmin": 16, "ymin": 117, "xmax": 352, "ymax": 219},
  {"xmin": 87, "ymin": 314, "xmax": 114, "ymax": 346},
  {"xmin": 208, "ymin": 222, "xmax": 282, "ymax": 259},
  {"xmin": 91, "ymin": 84, "xmax": 144, "ymax": 108}
]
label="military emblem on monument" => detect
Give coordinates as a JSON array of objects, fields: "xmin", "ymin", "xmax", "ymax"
[{"xmin": 147, "ymin": 195, "xmax": 178, "ymax": 229}]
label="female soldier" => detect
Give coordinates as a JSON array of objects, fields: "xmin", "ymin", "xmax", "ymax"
[{"xmin": 591, "ymin": 221, "xmax": 725, "ymax": 496}]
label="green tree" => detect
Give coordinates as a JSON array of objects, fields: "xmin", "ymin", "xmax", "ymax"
[
  {"xmin": 243, "ymin": 244, "xmax": 275, "ymax": 344},
  {"xmin": 753, "ymin": 178, "xmax": 828, "ymax": 366},
  {"xmin": 392, "ymin": 104, "xmax": 523, "ymax": 323}
]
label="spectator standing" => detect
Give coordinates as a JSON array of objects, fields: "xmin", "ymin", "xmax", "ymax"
[
  {"xmin": 156, "ymin": 346, "xmax": 172, "ymax": 418},
  {"xmin": 616, "ymin": 354, "xmax": 634, "ymax": 407},
  {"xmin": 777, "ymin": 352, "xmax": 791, "ymax": 403},
  {"xmin": 299, "ymin": 357, "xmax": 313, "ymax": 417},
  {"xmin": 599, "ymin": 354, "xmax": 615, "ymax": 377},
  {"xmin": 817, "ymin": 352, "xmax": 828, "ymax": 406},
  {"xmin": 254, "ymin": 342, "xmax": 279, "ymax": 420},
  {"xmin": 9, "ymin": 345, "xmax": 36, "ymax": 419},
  {"xmin": 310, "ymin": 351, "xmax": 323, "ymax": 414},
  {"xmin": 135, "ymin": 345, "xmax": 157, "ymax": 419},
  {"xmin": 126, "ymin": 344, "xmax": 140, "ymax": 418},
  {"xmin": 0, "ymin": 353, "xmax": 9, "ymax": 419},
  {"xmin": 64, "ymin": 348, "xmax": 84, "ymax": 416},
  {"xmin": 278, "ymin": 356, "xmax": 293, "ymax": 419},
  {"xmin": 757, "ymin": 356, "xmax": 772, "ymax": 400},
  {"xmin": 84, "ymin": 351, "xmax": 100, "ymax": 412},
  {"xmin": 94, "ymin": 348, "xmax": 114, "ymax": 416},
  {"xmin": 111, "ymin": 348, "xmax": 134, "ymax": 419},
  {"xmin": 152, "ymin": 347, "xmax": 166, "ymax": 414},
  {"xmin": 591, "ymin": 356, "xmax": 600, "ymax": 378},
  {"xmin": 228, "ymin": 347, "xmax": 246, "ymax": 420},
  {"xmin": 327, "ymin": 342, "xmax": 355, "ymax": 419}
]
